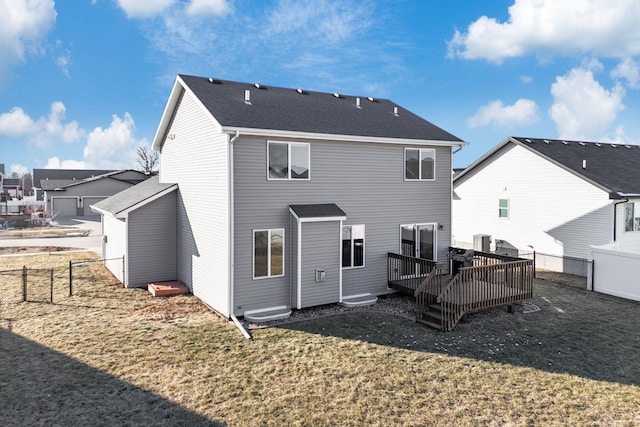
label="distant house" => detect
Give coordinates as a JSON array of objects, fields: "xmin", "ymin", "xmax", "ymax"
[
  {"xmin": 93, "ymin": 75, "xmax": 466, "ymax": 320},
  {"xmin": 453, "ymin": 136, "xmax": 640, "ymax": 275},
  {"xmin": 33, "ymin": 168, "xmax": 115, "ymax": 201},
  {"xmin": 41, "ymin": 170, "xmax": 151, "ymax": 217}
]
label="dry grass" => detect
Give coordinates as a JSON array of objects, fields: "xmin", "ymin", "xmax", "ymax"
[
  {"xmin": 2, "ymin": 252, "xmax": 640, "ymax": 426},
  {"xmin": 0, "ymin": 227, "xmax": 91, "ymax": 239}
]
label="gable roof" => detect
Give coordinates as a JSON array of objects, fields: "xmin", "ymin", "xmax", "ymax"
[
  {"xmin": 91, "ymin": 175, "xmax": 177, "ymax": 218},
  {"xmin": 34, "ymin": 168, "xmax": 116, "ymax": 188},
  {"xmin": 153, "ymin": 75, "xmax": 465, "ymax": 150},
  {"xmin": 289, "ymin": 203, "xmax": 347, "ymax": 220},
  {"xmin": 455, "ymin": 136, "xmax": 640, "ymax": 199},
  {"xmin": 39, "ymin": 170, "xmax": 150, "ymax": 192}
]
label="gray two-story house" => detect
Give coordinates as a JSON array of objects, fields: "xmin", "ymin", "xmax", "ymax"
[{"xmin": 93, "ymin": 75, "xmax": 465, "ymax": 321}]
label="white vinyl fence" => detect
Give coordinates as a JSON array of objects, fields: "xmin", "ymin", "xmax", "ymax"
[{"xmin": 590, "ymin": 245, "xmax": 640, "ymax": 302}]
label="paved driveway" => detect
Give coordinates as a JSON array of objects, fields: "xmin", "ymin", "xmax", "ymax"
[{"xmin": 0, "ymin": 216, "xmax": 102, "ymax": 254}]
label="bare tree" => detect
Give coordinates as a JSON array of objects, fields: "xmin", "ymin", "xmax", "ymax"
[{"xmin": 137, "ymin": 145, "xmax": 159, "ymax": 173}]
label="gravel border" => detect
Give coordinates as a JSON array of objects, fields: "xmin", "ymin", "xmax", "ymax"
[{"xmin": 243, "ymin": 293, "xmax": 540, "ymax": 330}]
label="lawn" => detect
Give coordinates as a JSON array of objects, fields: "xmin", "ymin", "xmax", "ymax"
[{"xmin": 1, "ymin": 252, "xmax": 640, "ymax": 426}]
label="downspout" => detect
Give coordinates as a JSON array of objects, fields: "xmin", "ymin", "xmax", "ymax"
[
  {"xmin": 452, "ymin": 144, "xmax": 464, "ymax": 155},
  {"xmin": 613, "ymin": 198, "xmax": 628, "ymax": 242},
  {"xmin": 228, "ymin": 130, "xmax": 240, "ymax": 325}
]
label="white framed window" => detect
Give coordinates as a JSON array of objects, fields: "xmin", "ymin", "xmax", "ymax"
[
  {"xmin": 267, "ymin": 141, "xmax": 310, "ymax": 180},
  {"xmin": 253, "ymin": 228, "xmax": 285, "ymax": 279},
  {"xmin": 499, "ymin": 199, "xmax": 509, "ymax": 219},
  {"xmin": 625, "ymin": 201, "xmax": 640, "ymax": 232},
  {"xmin": 405, "ymin": 148, "xmax": 435, "ymax": 180},
  {"xmin": 342, "ymin": 224, "xmax": 365, "ymax": 268}
]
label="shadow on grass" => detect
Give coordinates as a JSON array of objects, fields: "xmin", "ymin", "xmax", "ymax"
[
  {"xmin": 277, "ymin": 280, "xmax": 640, "ymax": 387},
  {"xmin": 0, "ymin": 328, "xmax": 224, "ymax": 426}
]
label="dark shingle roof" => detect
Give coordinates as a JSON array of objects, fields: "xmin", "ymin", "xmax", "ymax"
[
  {"xmin": 40, "ymin": 179, "xmax": 79, "ymax": 191},
  {"xmin": 289, "ymin": 203, "xmax": 347, "ymax": 219},
  {"xmin": 511, "ymin": 137, "xmax": 640, "ymax": 197},
  {"xmin": 91, "ymin": 176, "xmax": 176, "ymax": 217},
  {"xmin": 34, "ymin": 169, "xmax": 115, "ymax": 188},
  {"xmin": 178, "ymin": 75, "xmax": 463, "ymax": 143},
  {"xmin": 456, "ymin": 137, "xmax": 640, "ymax": 198}
]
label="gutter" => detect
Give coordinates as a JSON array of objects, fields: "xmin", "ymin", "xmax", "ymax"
[{"xmin": 613, "ymin": 197, "xmax": 629, "ymax": 242}]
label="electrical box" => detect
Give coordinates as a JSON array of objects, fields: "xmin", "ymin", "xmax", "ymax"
[{"xmin": 315, "ymin": 269, "xmax": 325, "ymax": 282}]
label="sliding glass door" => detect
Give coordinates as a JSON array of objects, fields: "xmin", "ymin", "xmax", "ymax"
[{"xmin": 400, "ymin": 223, "xmax": 436, "ymax": 276}]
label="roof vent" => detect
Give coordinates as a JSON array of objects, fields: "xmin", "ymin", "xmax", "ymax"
[
  {"xmin": 244, "ymin": 89, "xmax": 251, "ymax": 105},
  {"xmin": 393, "ymin": 106, "xmax": 399, "ymax": 117},
  {"xmin": 525, "ymin": 138, "xmax": 532, "ymax": 143},
  {"xmin": 544, "ymin": 139, "xmax": 550, "ymax": 144},
  {"xmin": 254, "ymin": 83, "xmax": 266, "ymax": 89},
  {"xmin": 578, "ymin": 142, "xmax": 586, "ymax": 146},
  {"xmin": 582, "ymin": 159, "xmax": 587, "ymax": 169},
  {"xmin": 367, "ymin": 97, "xmax": 375, "ymax": 102},
  {"xmin": 562, "ymin": 140, "xmax": 568, "ymax": 145},
  {"xmin": 595, "ymin": 143, "xmax": 602, "ymax": 147},
  {"xmin": 610, "ymin": 144, "xmax": 617, "ymax": 148},
  {"xmin": 356, "ymin": 97, "xmax": 362, "ymax": 109},
  {"xmin": 333, "ymin": 93, "xmax": 342, "ymax": 98},
  {"xmin": 625, "ymin": 145, "xmax": 632, "ymax": 148},
  {"xmin": 208, "ymin": 78, "xmax": 221, "ymax": 84},
  {"xmin": 296, "ymin": 88, "xmax": 306, "ymax": 94}
]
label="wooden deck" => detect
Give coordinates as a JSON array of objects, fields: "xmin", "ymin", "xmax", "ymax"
[{"xmin": 388, "ymin": 251, "xmax": 534, "ymax": 331}]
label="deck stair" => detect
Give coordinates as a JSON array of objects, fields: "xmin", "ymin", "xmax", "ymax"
[{"xmin": 388, "ymin": 250, "xmax": 534, "ymax": 331}]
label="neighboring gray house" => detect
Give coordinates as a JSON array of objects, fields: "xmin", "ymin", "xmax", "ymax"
[
  {"xmin": 94, "ymin": 75, "xmax": 466, "ymax": 321},
  {"xmin": 42, "ymin": 170, "xmax": 151, "ymax": 216},
  {"xmin": 34, "ymin": 168, "xmax": 115, "ymax": 201},
  {"xmin": 453, "ymin": 136, "xmax": 640, "ymax": 275}
]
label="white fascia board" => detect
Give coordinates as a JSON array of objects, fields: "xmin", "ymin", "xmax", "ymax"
[
  {"xmin": 222, "ymin": 126, "xmax": 467, "ymax": 148},
  {"xmin": 288, "ymin": 207, "xmax": 346, "ymax": 223},
  {"xmin": 151, "ymin": 78, "xmax": 185, "ymax": 151},
  {"xmin": 114, "ymin": 185, "xmax": 178, "ymax": 219},
  {"xmin": 90, "ymin": 205, "xmax": 113, "ymax": 217}
]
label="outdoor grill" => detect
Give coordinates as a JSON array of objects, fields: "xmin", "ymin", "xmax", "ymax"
[{"xmin": 450, "ymin": 247, "xmax": 474, "ymax": 275}]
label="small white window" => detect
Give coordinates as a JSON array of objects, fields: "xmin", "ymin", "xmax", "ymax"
[
  {"xmin": 625, "ymin": 201, "xmax": 640, "ymax": 232},
  {"xmin": 499, "ymin": 199, "xmax": 509, "ymax": 219},
  {"xmin": 268, "ymin": 141, "xmax": 310, "ymax": 180},
  {"xmin": 405, "ymin": 148, "xmax": 435, "ymax": 180},
  {"xmin": 342, "ymin": 225, "xmax": 365, "ymax": 268},
  {"xmin": 253, "ymin": 228, "xmax": 285, "ymax": 278}
]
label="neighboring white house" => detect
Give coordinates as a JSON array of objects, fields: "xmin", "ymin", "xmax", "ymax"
[
  {"xmin": 93, "ymin": 75, "xmax": 466, "ymax": 321},
  {"xmin": 453, "ymin": 136, "xmax": 640, "ymax": 276}
]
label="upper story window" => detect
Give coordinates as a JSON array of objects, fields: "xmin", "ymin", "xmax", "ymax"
[
  {"xmin": 253, "ymin": 228, "xmax": 284, "ymax": 279},
  {"xmin": 499, "ymin": 199, "xmax": 509, "ymax": 219},
  {"xmin": 405, "ymin": 148, "xmax": 435, "ymax": 180},
  {"xmin": 625, "ymin": 201, "xmax": 640, "ymax": 232},
  {"xmin": 342, "ymin": 225, "xmax": 365, "ymax": 268},
  {"xmin": 268, "ymin": 141, "xmax": 310, "ymax": 180}
]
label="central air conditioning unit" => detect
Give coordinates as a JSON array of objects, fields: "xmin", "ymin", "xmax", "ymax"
[{"xmin": 473, "ymin": 234, "xmax": 491, "ymax": 252}]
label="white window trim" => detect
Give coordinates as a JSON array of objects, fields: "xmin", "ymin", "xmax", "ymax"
[
  {"xmin": 404, "ymin": 148, "xmax": 436, "ymax": 181},
  {"xmin": 399, "ymin": 223, "xmax": 438, "ymax": 262},
  {"xmin": 267, "ymin": 141, "xmax": 311, "ymax": 181},
  {"xmin": 625, "ymin": 201, "xmax": 640, "ymax": 232},
  {"xmin": 252, "ymin": 228, "xmax": 285, "ymax": 279},
  {"xmin": 499, "ymin": 198, "xmax": 510, "ymax": 219},
  {"xmin": 342, "ymin": 224, "xmax": 365, "ymax": 269}
]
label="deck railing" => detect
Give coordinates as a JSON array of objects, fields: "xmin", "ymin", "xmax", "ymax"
[
  {"xmin": 435, "ymin": 258, "xmax": 534, "ymax": 330},
  {"xmin": 387, "ymin": 253, "xmax": 438, "ymax": 294}
]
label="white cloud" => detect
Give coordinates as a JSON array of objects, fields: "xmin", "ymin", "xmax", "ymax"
[
  {"xmin": 0, "ymin": 0, "xmax": 56, "ymax": 85},
  {"xmin": 185, "ymin": 0, "xmax": 230, "ymax": 17},
  {"xmin": 0, "ymin": 102, "xmax": 84, "ymax": 148},
  {"xmin": 520, "ymin": 75, "xmax": 533, "ymax": 83},
  {"xmin": 44, "ymin": 156, "xmax": 87, "ymax": 169},
  {"xmin": 116, "ymin": 0, "xmax": 175, "ymax": 18},
  {"xmin": 468, "ymin": 99, "xmax": 539, "ymax": 128},
  {"xmin": 448, "ymin": 0, "xmax": 640, "ymax": 63},
  {"xmin": 611, "ymin": 58, "xmax": 640, "ymax": 89},
  {"xmin": 81, "ymin": 113, "xmax": 148, "ymax": 169},
  {"xmin": 549, "ymin": 66, "xmax": 625, "ymax": 140}
]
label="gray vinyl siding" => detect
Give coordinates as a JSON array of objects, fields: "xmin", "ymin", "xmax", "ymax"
[
  {"xmin": 83, "ymin": 197, "xmax": 105, "ymax": 215},
  {"xmin": 159, "ymin": 89, "xmax": 231, "ymax": 316},
  {"xmin": 233, "ymin": 137, "xmax": 452, "ymax": 315},
  {"xmin": 127, "ymin": 191, "xmax": 177, "ymax": 287},
  {"xmin": 47, "ymin": 178, "xmax": 134, "ymax": 215},
  {"xmin": 300, "ymin": 221, "xmax": 341, "ymax": 308}
]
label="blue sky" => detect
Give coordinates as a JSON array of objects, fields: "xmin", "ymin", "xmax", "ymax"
[{"xmin": 2, "ymin": 0, "xmax": 640, "ymax": 176}]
